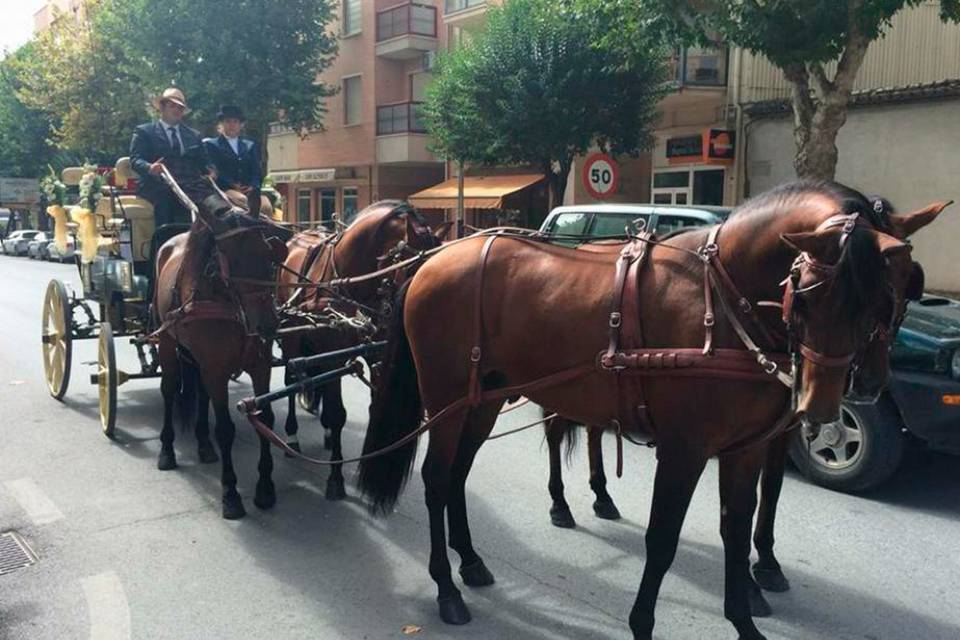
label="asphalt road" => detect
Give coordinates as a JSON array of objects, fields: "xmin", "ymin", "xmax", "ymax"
[{"xmin": 1, "ymin": 254, "xmax": 958, "ymax": 640}]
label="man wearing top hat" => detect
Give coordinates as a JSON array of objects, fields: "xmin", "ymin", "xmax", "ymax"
[
  {"xmin": 204, "ymin": 106, "xmax": 262, "ymax": 196},
  {"xmin": 129, "ymin": 87, "xmax": 217, "ymax": 227}
]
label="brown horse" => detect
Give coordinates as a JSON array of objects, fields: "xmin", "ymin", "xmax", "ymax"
[
  {"xmin": 543, "ymin": 196, "xmax": 947, "ymax": 610},
  {"xmin": 358, "ymin": 181, "xmax": 934, "ymax": 639},
  {"xmin": 277, "ymin": 201, "xmax": 447, "ymax": 499},
  {"xmin": 154, "ymin": 198, "xmax": 289, "ymax": 519}
]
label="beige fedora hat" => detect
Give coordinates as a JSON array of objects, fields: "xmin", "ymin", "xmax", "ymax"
[{"xmin": 151, "ymin": 87, "xmax": 190, "ymax": 113}]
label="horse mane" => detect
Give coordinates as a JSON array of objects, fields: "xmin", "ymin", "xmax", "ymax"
[{"xmin": 183, "ymin": 220, "xmax": 216, "ymax": 284}]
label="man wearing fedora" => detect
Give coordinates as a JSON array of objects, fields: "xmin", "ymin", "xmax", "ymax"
[
  {"xmin": 204, "ymin": 106, "xmax": 262, "ymax": 195},
  {"xmin": 130, "ymin": 87, "xmax": 216, "ymax": 227}
]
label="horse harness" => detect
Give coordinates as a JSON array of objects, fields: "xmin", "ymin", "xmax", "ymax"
[{"xmin": 464, "ymin": 212, "xmax": 887, "ymax": 475}]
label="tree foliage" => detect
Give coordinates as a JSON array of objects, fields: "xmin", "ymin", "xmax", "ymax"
[
  {"xmin": 644, "ymin": 0, "xmax": 960, "ymax": 179},
  {"xmin": 0, "ymin": 44, "xmax": 59, "ymax": 177},
  {"xmin": 421, "ymin": 0, "xmax": 669, "ymax": 205}
]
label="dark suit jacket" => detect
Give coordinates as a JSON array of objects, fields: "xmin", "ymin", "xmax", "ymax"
[
  {"xmin": 203, "ymin": 135, "xmax": 263, "ymax": 192},
  {"xmin": 129, "ymin": 121, "xmax": 214, "ymax": 203}
]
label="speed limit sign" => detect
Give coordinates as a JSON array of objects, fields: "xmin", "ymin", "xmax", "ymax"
[{"xmin": 582, "ymin": 152, "xmax": 619, "ymax": 199}]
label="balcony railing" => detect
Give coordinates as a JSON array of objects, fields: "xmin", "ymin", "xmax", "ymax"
[
  {"xmin": 445, "ymin": 0, "xmax": 485, "ymax": 14},
  {"xmin": 670, "ymin": 46, "xmax": 728, "ymax": 87},
  {"xmin": 377, "ymin": 102, "xmax": 426, "ymax": 135},
  {"xmin": 377, "ymin": 3, "xmax": 437, "ymax": 41}
]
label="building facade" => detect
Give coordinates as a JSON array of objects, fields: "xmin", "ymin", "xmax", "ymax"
[{"xmin": 33, "ymin": 0, "xmax": 84, "ymax": 33}]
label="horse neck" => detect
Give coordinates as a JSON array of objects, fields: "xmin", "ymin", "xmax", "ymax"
[{"xmin": 181, "ymin": 226, "xmax": 223, "ymax": 301}]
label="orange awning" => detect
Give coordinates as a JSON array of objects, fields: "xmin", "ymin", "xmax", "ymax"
[{"xmin": 407, "ymin": 174, "xmax": 545, "ymax": 210}]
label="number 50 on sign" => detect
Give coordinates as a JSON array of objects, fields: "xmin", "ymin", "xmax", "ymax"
[{"xmin": 582, "ymin": 153, "xmax": 619, "ymax": 199}]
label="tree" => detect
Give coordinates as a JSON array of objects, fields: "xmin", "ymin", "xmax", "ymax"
[
  {"xmin": 96, "ymin": 0, "xmax": 340, "ymax": 157},
  {"xmin": 0, "ymin": 44, "xmax": 58, "ymax": 177},
  {"xmin": 421, "ymin": 0, "xmax": 669, "ymax": 207},
  {"xmin": 645, "ymin": 0, "xmax": 960, "ymax": 180}
]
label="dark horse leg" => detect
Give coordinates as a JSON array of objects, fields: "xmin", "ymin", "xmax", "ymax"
[
  {"xmin": 194, "ymin": 369, "xmax": 218, "ymax": 464},
  {"xmin": 282, "ymin": 365, "xmax": 303, "ymax": 455},
  {"xmin": 203, "ymin": 371, "xmax": 246, "ymax": 520},
  {"xmin": 545, "ymin": 414, "xmax": 576, "ymax": 528},
  {"xmin": 718, "ymin": 448, "xmax": 769, "ymax": 640},
  {"xmin": 629, "ymin": 449, "xmax": 706, "ymax": 640},
  {"xmin": 448, "ymin": 403, "xmax": 501, "ymax": 590},
  {"xmin": 156, "ymin": 336, "xmax": 180, "ymax": 471},
  {"xmin": 250, "ymin": 356, "xmax": 277, "ymax": 510},
  {"xmin": 320, "ymin": 377, "xmax": 348, "ymax": 500},
  {"xmin": 588, "ymin": 425, "xmax": 621, "ymax": 520},
  {"xmin": 752, "ymin": 434, "xmax": 791, "ymax": 593}
]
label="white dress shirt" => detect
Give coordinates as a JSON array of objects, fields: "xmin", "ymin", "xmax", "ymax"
[{"xmin": 225, "ymin": 136, "xmax": 241, "ymax": 156}]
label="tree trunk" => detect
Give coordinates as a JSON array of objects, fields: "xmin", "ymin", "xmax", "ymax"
[{"xmin": 546, "ymin": 157, "xmax": 571, "ymax": 212}]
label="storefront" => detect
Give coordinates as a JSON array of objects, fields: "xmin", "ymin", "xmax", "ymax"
[
  {"xmin": 269, "ymin": 167, "xmax": 369, "ymax": 226},
  {"xmin": 652, "ymin": 128, "xmax": 735, "ymax": 206}
]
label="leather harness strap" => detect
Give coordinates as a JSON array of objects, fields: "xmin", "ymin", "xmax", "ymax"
[{"xmin": 468, "ymin": 234, "xmax": 500, "ymax": 407}]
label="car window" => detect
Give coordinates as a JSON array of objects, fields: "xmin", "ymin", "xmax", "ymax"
[
  {"xmin": 22, "ymin": 231, "xmax": 38, "ymax": 240},
  {"xmin": 549, "ymin": 212, "xmax": 590, "ymax": 236},
  {"xmin": 591, "ymin": 213, "xmax": 649, "ymax": 237},
  {"xmin": 654, "ymin": 215, "xmax": 710, "ymax": 236}
]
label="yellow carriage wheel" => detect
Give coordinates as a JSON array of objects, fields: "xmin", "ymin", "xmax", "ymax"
[
  {"xmin": 97, "ymin": 322, "xmax": 118, "ymax": 439},
  {"xmin": 41, "ymin": 279, "xmax": 73, "ymax": 399}
]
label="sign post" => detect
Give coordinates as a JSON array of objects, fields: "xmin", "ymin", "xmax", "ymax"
[{"xmin": 582, "ymin": 153, "xmax": 619, "ymax": 200}]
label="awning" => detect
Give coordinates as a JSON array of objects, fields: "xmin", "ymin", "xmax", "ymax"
[{"xmin": 407, "ymin": 174, "xmax": 545, "ymax": 210}]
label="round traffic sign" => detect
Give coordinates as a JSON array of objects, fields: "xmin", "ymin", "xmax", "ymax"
[{"xmin": 582, "ymin": 153, "xmax": 619, "ymax": 199}]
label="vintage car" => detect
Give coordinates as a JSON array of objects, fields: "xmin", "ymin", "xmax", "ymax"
[
  {"xmin": 539, "ymin": 203, "xmax": 960, "ymax": 492},
  {"xmin": 2, "ymin": 229, "xmax": 40, "ymax": 256}
]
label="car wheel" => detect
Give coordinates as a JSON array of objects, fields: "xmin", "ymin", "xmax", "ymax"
[{"xmin": 789, "ymin": 395, "xmax": 905, "ymax": 492}]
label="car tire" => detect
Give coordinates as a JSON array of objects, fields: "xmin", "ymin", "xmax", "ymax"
[{"xmin": 789, "ymin": 395, "xmax": 904, "ymax": 493}]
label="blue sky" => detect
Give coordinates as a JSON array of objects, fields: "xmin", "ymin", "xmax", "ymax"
[{"xmin": 0, "ymin": 0, "xmax": 46, "ymax": 57}]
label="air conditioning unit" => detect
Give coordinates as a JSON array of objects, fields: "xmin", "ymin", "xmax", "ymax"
[{"xmin": 423, "ymin": 50, "xmax": 437, "ymax": 71}]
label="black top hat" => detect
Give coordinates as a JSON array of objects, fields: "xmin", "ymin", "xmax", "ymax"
[{"xmin": 217, "ymin": 105, "xmax": 246, "ymax": 122}]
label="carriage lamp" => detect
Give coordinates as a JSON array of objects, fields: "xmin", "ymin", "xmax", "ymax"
[
  {"xmin": 951, "ymin": 349, "xmax": 960, "ymax": 380},
  {"xmin": 119, "ymin": 261, "xmax": 134, "ymax": 294}
]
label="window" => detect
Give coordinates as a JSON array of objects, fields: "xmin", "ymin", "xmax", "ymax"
[
  {"xmin": 654, "ymin": 215, "xmax": 701, "ymax": 237},
  {"xmin": 592, "ymin": 213, "xmax": 648, "ymax": 237},
  {"xmin": 673, "ymin": 46, "xmax": 727, "ymax": 87},
  {"xmin": 653, "ymin": 171, "xmax": 689, "ymax": 189},
  {"xmin": 548, "ymin": 212, "xmax": 589, "ymax": 237},
  {"xmin": 445, "ymin": 0, "xmax": 485, "ymax": 13},
  {"xmin": 376, "ymin": 102, "xmax": 426, "ymax": 135},
  {"xmin": 342, "ymin": 187, "xmax": 359, "ymax": 223},
  {"xmin": 297, "ymin": 189, "xmax": 311, "ymax": 223},
  {"xmin": 343, "ymin": 75, "xmax": 362, "ymax": 126},
  {"xmin": 343, "ymin": 0, "xmax": 362, "ymax": 35},
  {"xmin": 319, "ymin": 188, "xmax": 336, "ymax": 224}
]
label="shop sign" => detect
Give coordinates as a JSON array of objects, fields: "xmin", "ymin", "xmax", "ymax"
[
  {"xmin": 666, "ymin": 129, "xmax": 735, "ymax": 166},
  {"xmin": 0, "ymin": 177, "xmax": 39, "ymax": 204}
]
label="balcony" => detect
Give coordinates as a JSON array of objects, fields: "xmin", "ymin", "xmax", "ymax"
[
  {"xmin": 375, "ymin": 2, "xmax": 438, "ymax": 60},
  {"xmin": 444, "ymin": 0, "xmax": 487, "ymax": 27},
  {"xmin": 376, "ymin": 102, "xmax": 436, "ymax": 164}
]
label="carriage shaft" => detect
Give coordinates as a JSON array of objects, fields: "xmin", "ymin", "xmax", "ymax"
[
  {"xmin": 237, "ymin": 361, "xmax": 363, "ymax": 413},
  {"xmin": 286, "ymin": 341, "xmax": 386, "ymax": 373}
]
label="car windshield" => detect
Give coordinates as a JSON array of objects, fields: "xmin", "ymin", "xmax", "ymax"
[
  {"xmin": 591, "ymin": 213, "xmax": 649, "ymax": 237},
  {"xmin": 654, "ymin": 214, "xmax": 711, "ymax": 236},
  {"xmin": 549, "ymin": 212, "xmax": 590, "ymax": 236},
  {"xmin": 22, "ymin": 231, "xmax": 38, "ymax": 240}
]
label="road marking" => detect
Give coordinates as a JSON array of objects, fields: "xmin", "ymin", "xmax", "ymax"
[
  {"xmin": 82, "ymin": 571, "xmax": 131, "ymax": 640},
  {"xmin": 3, "ymin": 478, "xmax": 64, "ymax": 525}
]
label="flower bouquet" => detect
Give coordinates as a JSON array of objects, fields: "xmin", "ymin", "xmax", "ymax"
[{"xmin": 41, "ymin": 167, "xmax": 70, "ymax": 253}]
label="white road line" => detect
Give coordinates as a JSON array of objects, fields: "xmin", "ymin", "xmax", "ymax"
[
  {"xmin": 82, "ymin": 571, "xmax": 132, "ymax": 640},
  {"xmin": 3, "ymin": 478, "xmax": 65, "ymax": 525}
]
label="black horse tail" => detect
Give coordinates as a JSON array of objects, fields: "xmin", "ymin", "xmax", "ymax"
[
  {"xmin": 358, "ymin": 280, "xmax": 422, "ymax": 516},
  {"xmin": 176, "ymin": 353, "xmax": 199, "ymax": 433}
]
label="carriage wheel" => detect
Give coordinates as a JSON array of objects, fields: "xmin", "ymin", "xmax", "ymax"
[
  {"xmin": 41, "ymin": 279, "xmax": 73, "ymax": 399},
  {"xmin": 97, "ymin": 322, "xmax": 118, "ymax": 439}
]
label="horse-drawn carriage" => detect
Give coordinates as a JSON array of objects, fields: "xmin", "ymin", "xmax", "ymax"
[{"xmin": 40, "ymin": 159, "xmax": 186, "ymax": 436}]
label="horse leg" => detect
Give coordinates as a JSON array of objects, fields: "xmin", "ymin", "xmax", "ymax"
[
  {"xmin": 423, "ymin": 410, "xmax": 471, "ymax": 625},
  {"xmin": 157, "ymin": 337, "xmax": 179, "ymax": 471},
  {"xmin": 321, "ymin": 378, "xmax": 348, "ymax": 500},
  {"xmin": 752, "ymin": 434, "xmax": 791, "ymax": 593},
  {"xmin": 448, "ymin": 403, "xmax": 500, "ymax": 589},
  {"xmin": 251, "ymin": 359, "xmax": 276, "ymax": 510},
  {"xmin": 195, "ymin": 372, "xmax": 218, "ymax": 463},
  {"xmin": 206, "ymin": 375, "xmax": 245, "ymax": 520},
  {"xmin": 282, "ymin": 366, "xmax": 301, "ymax": 455},
  {"xmin": 589, "ymin": 425, "xmax": 621, "ymax": 521},
  {"xmin": 719, "ymin": 449, "xmax": 769, "ymax": 640},
  {"xmin": 629, "ymin": 451, "xmax": 706, "ymax": 640},
  {"xmin": 546, "ymin": 414, "xmax": 576, "ymax": 528}
]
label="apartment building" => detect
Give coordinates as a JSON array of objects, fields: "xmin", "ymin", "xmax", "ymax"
[{"xmin": 33, "ymin": 0, "xmax": 84, "ymax": 33}]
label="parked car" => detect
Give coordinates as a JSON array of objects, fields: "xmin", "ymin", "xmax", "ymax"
[
  {"xmin": 2, "ymin": 229, "xmax": 40, "ymax": 256},
  {"xmin": 46, "ymin": 236, "xmax": 77, "ymax": 263},
  {"xmin": 540, "ymin": 203, "xmax": 960, "ymax": 492},
  {"xmin": 27, "ymin": 232, "xmax": 53, "ymax": 260}
]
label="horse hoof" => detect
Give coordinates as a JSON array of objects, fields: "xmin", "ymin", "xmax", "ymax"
[
  {"xmin": 254, "ymin": 483, "xmax": 276, "ymax": 510},
  {"xmin": 748, "ymin": 588, "xmax": 772, "ymax": 618},
  {"xmin": 157, "ymin": 451, "xmax": 177, "ymax": 471},
  {"xmin": 284, "ymin": 441, "xmax": 301, "ymax": 459},
  {"xmin": 197, "ymin": 447, "xmax": 219, "ymax": 464},
  {"xmin": 592, "ymin": 499, "xmax": 622, "ymax": 520},
  {"xmin": 222, "ymin": 495, "xmax": 247, "ymax": 520},
  {"xmin": 753, "ymin": 562, "xmax": 790, "ymax": 593},
  {"xmin": 460, "ymin": 559, "xmax": 495, "ymax": 587},
  {"xmin": 437, "ymin": 592, "xmax": 471, "ymax": 625},
  {"xmin": 324, "ymin": 477, "xmax": 346, "ymax": 501},
  {"xmin": 549, "ymin": 505, "xmax": 576, "ymax": 529}
]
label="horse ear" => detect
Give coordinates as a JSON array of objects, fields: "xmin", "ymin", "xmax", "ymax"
[
  {"xmin": 432, "ymin": 221, "xmax": 453, "ymax": 241},
  {"xmin": 404, "ymin": 215, "xmax": 418, "ymax": 243},
  {"xmin": 780, "ymin": 230, "xmax": 835, "ymax": 256},
  {"xmin": 889, "ymin": 200, "xmax": 952, "ymax": 238},
  {"xmin": 873, "ymin": 231, "xmax": 910, "ymax": 257}
]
